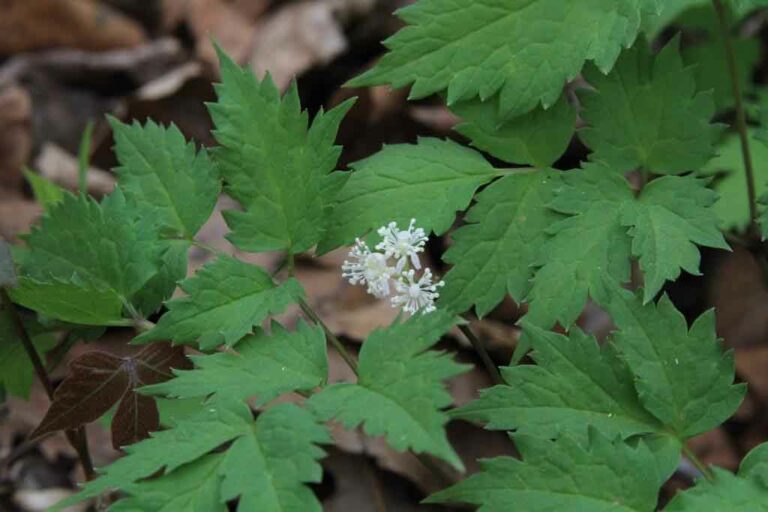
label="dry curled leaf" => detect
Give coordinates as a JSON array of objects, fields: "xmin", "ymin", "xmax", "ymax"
[{"xmin": 30, "ymin": 343, "xmax": 189, "ymax": 449}]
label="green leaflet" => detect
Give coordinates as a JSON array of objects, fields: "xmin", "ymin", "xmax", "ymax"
[
  {"xmin": 23, "ymin": 169, "xmax": 65, "ymax": 212},
  {"xmin": 622, "ymin": 175, "xmax": 729, "ymax": 303},
  {"xmin": 452, "ymin": 322, "xmax": 662, "ymax": 439},
  {"xmin": 742, "ymin": 442, "xmax": 768, "ymax": 486},
  {"xmin": 307, "ymin": 310, "xmax": 468, "ymax": 470},
  {"xmin": 143, "ymin": 321, "xmax": 327, "ymax": 404},
  {"xmin": 350, "ymin": 0, "xmax": 659, "ymax": 117},
  {"xmin": 451, "ymin": 95, "xmax": 575, "ymax": 167},
  {"xmin": 0, "ymin": 311, "xmax": 57, "ymax": 398},
  {"xmin": 318, "ymin": 137, "xmax": 500, "ymax": 254},
  {"xmin": 665, "ymin": 468, "xmax": 768, "ymax": 511},
  {"xmin": 110, "ymin": 118, "xmax": 220, "ymax": 240},
  {"xmin": 20, "ymin": 190, "xmax": 162, "ymax": 324},
  {"xmin": 604, "ymin": 290, "xmax": 745, "ymax": 438},
  {"xmin": 130, "ymin": 240, "xmax": 189, "ymax": 317},
  {"xmin": 58, "ymin": 401, "xmax": 329, "ymax": 512},
  {"xmin": 440, "ymin": 171, "xmax": 562, "ymax": 317},
  {"xmin": 526, "ymin": 165, "xmax": 633, "ymax": 328},
  {"xmin": 428, "ymin": 429, "xmax": 659, "ymax": 512},
  {"xmin": 208, "ymin": 48, "xmax": 354, "ymax": 254},
  {"xmin": 135, "ymin": 256, "xmax": 304, "ymax": 350},
  {"xmin": 580, "ymin": 39, "xmax": 720, "ymax": 174},
  {"xmin": 9, "ymin": 276, "xmax": 125, "ymax": 326}
]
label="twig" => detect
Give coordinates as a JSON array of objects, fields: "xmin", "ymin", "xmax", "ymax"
[
  {"xmin": 0, "ymin": 288, "xmax": 95, "ymax": 480},
  {"xmin": 457, "ymin": 323, "xmax": 503, "ymax": 385},
  {"xmin": 713, "ymin": 0, "xmax": 760, "ymax": 238}
]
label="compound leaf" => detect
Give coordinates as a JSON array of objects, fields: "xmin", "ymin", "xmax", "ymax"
[
  {"xmin": 135, "ymin": 256, "xmax": 304, "ymax": 350},
  {"xmin": 350, "ymin": 0, "xmax": 659, "ymax": 118},
  {"xmin": 319, "ymin": 137, "xmax": 500, "ymax": 254},
  {"xmin": 143, "ymin": 321, "xmax": 327, "ymax": 404},
  {"xmin": 665, "ymin": 468, "xmax": 768, "ymax": 511},
  {"xmin": 580, "ymin": 39, "xmax": 720, "ymax": 174},
  {"xmin": 308, "ymin": 310, "xmax": 468, "ymax": 470},
  {"xmin": 440, "ymin": 170, "xmax": 562, "ymax": 317},
  {"xmin": 428, "ymin": 429, "xmax": 660, "ymax": 512}
]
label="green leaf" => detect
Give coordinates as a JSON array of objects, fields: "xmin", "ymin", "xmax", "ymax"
[
  {"xmin": 580, "ymin": 40, "xmax": 720, "ymax": 174},
  {"xmin": 451, "ymin": 95, "xmax": 575, "ymax": 167},
  {"xmin": 604, "ymin": 290, "xmax": 745, "ymax": 438},
  {"xmin": 0, "ymin": 239, "xmax": 16, "ymax": 288},
  {"xmin": 742, "ymin": 442, "xmax": 768, "ymax": 486},
  {"xmin": 350, "ymin": 0, "xmax": 659, "ymax": 117},
  {"xmin": 308, "ymin": 310, "xmax": 468, "ymax": 470},
  {"xmin": 665, "ymin": 468, "xmax": 768, "ymax": 511},
  {"xmin": 622, "ymin": 175, "xmax": 729, "ymax": 303},
  {"xmin": 208, "ymin": 48, "xmax": 353, "ymax": 254},
  {"xmin": 110, "ymin": 118, "xmax": 220, "ymax": 239},
  {"xmin": 23, "ymin": 169, "xmax": 65, "ymax": 212},
  {"xmin": 453, "ymin": 322, "xmax": 662, "ymax": 439},
  {"xmin": 143, "ymin": 321, "xmax": 327, "ymax": 403},
  {"xmin": 9, "ymin": 276, "xmax": 125, "ymax": 326},
  {"xmin": 526, "ymin": 165, "xmax": 633, "ymax": 328},
  {"xmin": 130, "ymin": 239, "xmax": 189, "ymax": 317},
  {"xmin": 702, "ymin": 131, "xmax": 768, "ymax": 230},
  {"xmin": 440, "ymin": 171, "xmax": 562, "ymax": 316},
  {"xmin": 21, "ymin": 190, "xmax": 162, "ymax": 317},
  {"xmin": 135, "ymin": 256, "xmax": 304, "ymax": 350},
  {"xmin": 318, "ymin": 138, "xmax": 500, "ymax": 254},
  {"xmin": 0, "ymin": 311, "xmax": 56, "ymax": 398},
  {"xmin": 59, "ymin": 400, "xmax": 329, "ymax": 512},
  {"xmin": 428, "ymin": 429, "xmax": 660, "ymax": 512}
]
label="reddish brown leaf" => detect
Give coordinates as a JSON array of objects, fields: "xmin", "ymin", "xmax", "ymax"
[{"xmin": 30, "ymin": 343, "xmax": 188, "ymax": 449}]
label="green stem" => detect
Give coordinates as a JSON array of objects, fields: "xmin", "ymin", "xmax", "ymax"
[
  {"xmin": 298, "ymin": 298, "xmax": 359, "ymax": 374},
  {"xmin": 0, "ymin": 288, "xmax": 95, "ymax": 480},
  {"xmin": 458, "ymin": 323, "xmax": 502, "ymax": 385},
  {"xmin": 713, "ymin": 0, "xmax": 760, "ymax": 237},
  {"xmin": 683, "ymin": 444, "xmax": 715, "ymax": 481}
]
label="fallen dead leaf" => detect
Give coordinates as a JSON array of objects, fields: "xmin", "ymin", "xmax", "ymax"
[
  {"xmin": 33, "ymin": 144, "xmax": 115, "ymax": 197},
  {"xmin": 0, "ymin": 85, "xmax": 32, "ymax": 189}
]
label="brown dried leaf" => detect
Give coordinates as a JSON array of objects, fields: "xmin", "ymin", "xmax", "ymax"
[{"xmin": 30, "ymin": 343, "xmax": 188, "ymax": 449}]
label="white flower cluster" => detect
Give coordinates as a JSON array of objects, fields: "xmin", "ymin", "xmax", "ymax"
[{"xmin": 342, "ymin": 219, "xmax": 444, "ymax": 314}]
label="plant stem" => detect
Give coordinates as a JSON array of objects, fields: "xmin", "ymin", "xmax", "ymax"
[
  {"xmin": 713, "ymin": 0, "xmax": 760, "ymax": 237},
  {"xmin": 458, "ymin": 323, "xmax": 502, "ymax": 385},
  {"xmin": 298, "ymin": 298, "xmax": 359, "ymax": 374},
  {"xmin": 0, "ymin": 288, "xmax": 95, "ymax": 480},
  {"xmin": 682, "ymin": 445, "xmax": 715, "ymax": 481}
]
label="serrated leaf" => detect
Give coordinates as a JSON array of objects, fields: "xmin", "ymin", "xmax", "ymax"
[
  {"xmin": 30, "ymin": 343, "xmax": 189, "ymax": 449},
  {"xmin": 208, "ymin": 48, "xmax": 353, "ymax": 254},
  {"xmin": 428, "ymin": 429, "xmax": 659, "ymax": 512},
  {"xmin": 21, "ymin": 190, "xmax": 162, "ymax": 319},
  {"xmin": 60, "ymin": 401, "xmax": 329, "ymax": 512},
  {"xmin": 135, "ymin": 256, "xmax": 304, "ymax": 349},
  {"xmin": 440, "ymin": 171, "xmax": 562, "ymax": 316},
  {"xmin": 451, "ymin": 95, "xmax": 575, "ymax": 167},
  {"xmin": 143, "ymin": 321, "xmax": 327, "ymax": 403},
  {"xmin": 526, "ymin": 165, "xmax": 633, "ymax": 328},
  {"xmin": 580, "ymin": 39, "xmax": 720, "ymax": 174},
  {"xmin": 308, "ymin": 310, "xmax": 468, "ymax": 470},
  {"xmin": 622, "ymin": 175, "xmax": 729, "ymax": 302},
  {"xmin": 604, "ymin": 290, "xmax": 745, "ymax": 438},
  {"xmin": 110, "ymin": 118, "xmax": 220, "ymax": 239},
  {"xmin": 23, "ymin": 169, "xmax": 65, "ymax": 212},
  {"xmin": 9, "ymin": 276, "xmax": 125, "ymax": 326},
  {"xmin": 702, "ymin": 131, "xmax": 768, "ymax": 230},
  {"xmin": 453, "ymin": 322, "xmax": 662, "ymax": 439},
  {"xmin": 350, "ymin": 0, "xmax": 659, "ymax": 117},
  {"xmin": 666, "ymin": 468, "xmax": 768, "ymax": 511},
  {"xmin": 0, "ymin": 311, "xmax": 56, "ymax": 398},
  {"xmin": 319, "ymin": 138, "xmax": 500, "ymax": 254}
]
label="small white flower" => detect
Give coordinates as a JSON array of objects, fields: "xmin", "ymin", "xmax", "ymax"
[
  {"xmin": 342, "ymin": 239, "xmax": 396, "ymax": 298},
  {"xmin": 391, "ymin": 268, "xmax": 444, "ymax": 315},
  {"xmin": 376, "ymin": 219, "xmax": 428, "ymax": 270}
]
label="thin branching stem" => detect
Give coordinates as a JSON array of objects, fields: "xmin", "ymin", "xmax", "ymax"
[
  {"xmin": 713, "ymin": 0, "xmax": 760, "ymax": 237},
  {"xmin": 683, "ymin": 444, "xmax": 716, "ymax": 482},
  {"xmin": 298, "ymin": 298, "xmax": 359, "ymax": 374},
  {"xmin": 458, "ymin": 323, "xmax": 503, "ymax": 385},
  {"xmin": 0, "ymin": 288, "xmax": 95, "ymax": 480}
]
